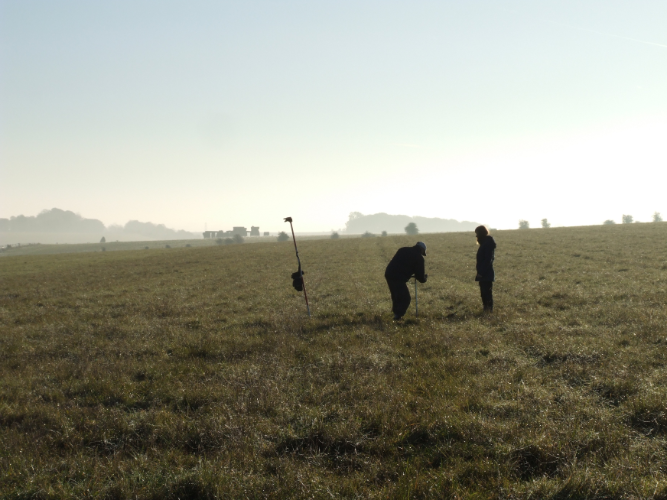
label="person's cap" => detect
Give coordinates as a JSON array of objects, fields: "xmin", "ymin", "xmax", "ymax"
[{"xmin": 416, "ymin": 241, "xmax": 427, "ymax": 255}]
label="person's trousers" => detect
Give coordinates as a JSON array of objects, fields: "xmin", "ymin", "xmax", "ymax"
[
  {"xmin": 386, "ymin": 278, "xmax": 411, "ymax": 318},
  {"xmin": 479, "ymin": 281, "xmax": 493, "ymax": 311}
]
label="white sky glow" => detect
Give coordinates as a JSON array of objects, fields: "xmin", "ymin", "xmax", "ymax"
[{"xmin": 1, "ymin": 0, "xmax": 666, "ymax": 232}]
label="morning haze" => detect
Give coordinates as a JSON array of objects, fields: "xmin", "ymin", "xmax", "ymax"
[
  {"xmin": 1, "ymin": 1, "xmax": 666, "ymax": 232},
  {"xmin": 0, "ymin": 208, "xmax": 199, "ymax": 245},
  {"xmin": 4, "ymin": 3, "xmax": 667, "ymax": 497}
]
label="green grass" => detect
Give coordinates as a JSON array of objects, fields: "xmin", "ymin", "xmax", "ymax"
[
  {"xmin": 2, "ymin": 223, "xmax": 667, "ymax": 498},
  {"xmin": 0, "ymin": 236, "xmax": 276, "ymax": 257},
  {"xmin": 0, "ymin": 234, "xmax": 362, "ymax": 257}
]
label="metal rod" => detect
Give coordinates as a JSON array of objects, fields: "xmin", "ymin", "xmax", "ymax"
[{"xmin": 415, "ymin": 278, "xmax": 418, "ymax": 317}]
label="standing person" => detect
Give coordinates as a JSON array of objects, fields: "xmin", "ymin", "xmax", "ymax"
[
  {"xmin": 475, "ymin": 225, "xmax": 496, "ymax": 313},
  {"xmin": 385, "ymin": 242, "xmax": 428, "ymax": 320}
]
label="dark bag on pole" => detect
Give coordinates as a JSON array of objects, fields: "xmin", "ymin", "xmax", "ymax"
[{"xmin": 291, "ymin": 271, "xmax": 305, "ymax": 292}]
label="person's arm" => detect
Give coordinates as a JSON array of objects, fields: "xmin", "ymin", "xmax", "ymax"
[
  {"xmin": 476, "ymin": 245, "xmax": 493, "ymax": 278},
  {"xmin": 415, "ymin": 256, "xmax": 427, "ymax": 283}
]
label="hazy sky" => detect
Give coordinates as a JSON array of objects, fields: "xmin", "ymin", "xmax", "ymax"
[{"xmin": 2, "ymin": 0, "xmax": 666, "ymax": 232}]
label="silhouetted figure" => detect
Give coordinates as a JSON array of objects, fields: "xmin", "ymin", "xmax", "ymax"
[
  {"xmin": 385, "ymin": 242, "xmax": 427, "ymax": 320},
  {"xmin": 475, "ymin": 226, "xmax": 496, "ymax": 313}
]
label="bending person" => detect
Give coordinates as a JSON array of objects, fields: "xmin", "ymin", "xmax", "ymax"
[
  {"xmin": 385, "ymin": 242, "xmax": 428, "ymax": 320},
  {"xmin": 474, "ymin": 225, "xmax": 496, "ymax": 313}
]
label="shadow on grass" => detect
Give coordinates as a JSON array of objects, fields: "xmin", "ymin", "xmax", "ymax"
[
  {"xmin": 593, "ymin": 379, "xmax": 638, "ymax": 407},
  {"xmin": 628, "ymin": 398, "xmax": 667, "ymax": 436},
  {"xmin": 149, "ymin": 475, "xmax": 218, "ymax": 500},
  {"xmin": 242, "ymin": 310, "xmax": 482, "ymax": 337},
  {"xmin": 509, "ymin": 444, "xmax": 567, "ymax": 481},
  {"xmin": 269, "ymin": 430, "xmax": 371, "ymax": 474}
]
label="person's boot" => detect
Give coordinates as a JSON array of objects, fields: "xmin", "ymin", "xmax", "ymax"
[{"xmin": 393, "ymin": 314, "xmax": 403, "ymax": 321}]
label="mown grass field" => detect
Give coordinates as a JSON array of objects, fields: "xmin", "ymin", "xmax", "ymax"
[
  {"xmin": 2, "ymin": 223, "xmax": 667, "ymax": 499},
  {"xmin": 0, "ymin": 235, "xmax": 285, "ymax": 258},
  {"xmin": 0, "ymin": 234, "xmax": 359, "ymax": 258}
]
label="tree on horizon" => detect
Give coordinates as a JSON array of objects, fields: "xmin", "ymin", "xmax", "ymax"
[{"xmin": 405, "ymin": 222, "xmax": 419, "ymax": 235}]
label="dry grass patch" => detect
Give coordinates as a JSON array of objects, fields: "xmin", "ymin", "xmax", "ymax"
[{"xmin": 2, "ymin": 223, "xmax": 667, "ymax": 498}]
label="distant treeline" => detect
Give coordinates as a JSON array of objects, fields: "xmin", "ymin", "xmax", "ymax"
[
  {"xmin": 0, "ymin": 208, "xmax": 198, "ymax": 239},
  {"xmin": 345, "ymin": 212, "xmax": 479, "ymax": 234}
]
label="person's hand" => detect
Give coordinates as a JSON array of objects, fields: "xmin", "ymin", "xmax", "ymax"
[{"xmin": 476, "ymin": 274, "xmax": 482, "ymax": 280}]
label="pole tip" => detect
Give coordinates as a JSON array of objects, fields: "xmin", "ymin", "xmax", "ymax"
[{"xmin": 283, "ymin": 217, "xmax": 293, "ymax": 223}]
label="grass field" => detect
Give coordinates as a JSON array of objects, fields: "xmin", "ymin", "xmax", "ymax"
[
  {"xmin": 2, "ymin": 223, "xmax": 667, "ymax": 498},
  {"xmin": 0, "ymin": 236, "xmax": 277, "ymax": 258},
  {"xmin": 0, "ymin": 234, "xmax": 360, "ymax": 258}
]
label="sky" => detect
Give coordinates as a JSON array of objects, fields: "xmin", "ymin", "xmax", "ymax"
[{"xmin": 1, "ymin": 0, "xmax": 666, "ymax": 232}]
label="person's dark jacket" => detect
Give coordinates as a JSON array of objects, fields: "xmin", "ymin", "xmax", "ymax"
[
  {"xmin": 476, "ymin": 236, "xmax": 496, "ymax": 282},
  {"xmin": 385, "ymin": 246, "xmax": 427, "ymax": 283}
]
